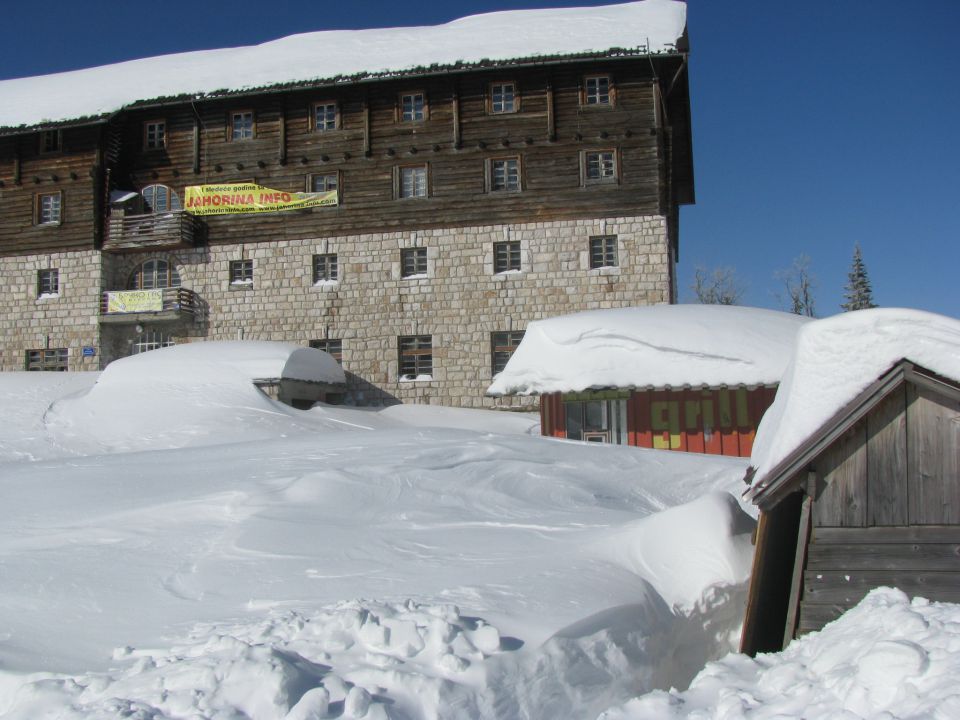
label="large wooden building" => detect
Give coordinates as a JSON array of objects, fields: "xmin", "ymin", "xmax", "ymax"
[{"xmin": 0, "ymin": 1, "xmax": 694, "ymax": 407}]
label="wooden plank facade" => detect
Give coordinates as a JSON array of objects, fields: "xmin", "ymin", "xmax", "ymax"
[
  {"xmin": 741, "ymin": 362, "xmax": 960, "ymax": 655},
  {"xmin": 540, "ymin": 386, "xmax": 778, "ymax": 457},
  {"xmin": 0, "ymin": 42, "xmax": 693, "ymax": 407}
]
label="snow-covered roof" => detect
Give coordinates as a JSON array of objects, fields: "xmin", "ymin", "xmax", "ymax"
[
  {"xmin": 0, "ymin": 0, "xmax": 686, "ymax": 131},
  {"xmin": 487, "ymin": 305, "xmax": 810, "ymax": 396},
  {"xmin": 748, "ymin": 308, "xmax": 960, "ymax": 491}
]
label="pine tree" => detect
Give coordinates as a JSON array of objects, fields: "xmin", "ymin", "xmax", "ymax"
[{"xmin": 841, "ymin": 244, "xmax": 876, "ymax": 311}]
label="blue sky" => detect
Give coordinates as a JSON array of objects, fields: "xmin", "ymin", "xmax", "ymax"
[{"xmin": 3, "ymin": 0, "xmax": 957, "ymax": 317}]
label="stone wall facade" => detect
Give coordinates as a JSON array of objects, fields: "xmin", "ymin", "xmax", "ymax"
[
  {"xmin": 0, "ymin": 249, "xmax": 101, "ymax": 372},
  {"xmin": 98, "ymin": 213, "xmax": 673, "ymax": 407}
]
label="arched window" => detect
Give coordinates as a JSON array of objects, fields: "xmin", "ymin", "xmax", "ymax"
[
  {"xmin": 128, "ymin": 258, "xmax": 181, "ymax": 290},
  {"xmin": 141, "ymin": 184, "xmax": 182, "ymax": 213}
]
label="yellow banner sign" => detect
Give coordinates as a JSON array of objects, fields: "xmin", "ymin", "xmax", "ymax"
[
  {"xmin": 107, "ymin": 289, "xmax": 163, "ymax": 313},
  {"xmin": 183, "ymin": 183, "xmax": 338, "ymax": 216}
]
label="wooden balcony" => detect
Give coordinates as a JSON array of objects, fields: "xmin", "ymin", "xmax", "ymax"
[
  {"xmin": 104, "ymin": 211, "xmax": 201, "ymax": 252},
  {"xmin": 99, "ymin": 287, "xmax": 200, "ymax": 324}
]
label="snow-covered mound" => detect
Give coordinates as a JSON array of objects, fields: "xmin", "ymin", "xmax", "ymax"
[
  {"xmin": 488, "ymin": 305, "xmax": 809, "ymax": 396},
  {"xmin": 599, "ymin": 587, "xmax": 960, "ymax": 719},
  {"xmin": 44, "ymin": 341, "xmax": 344, "ymax": 453},
  {"xmin": 0, "ymin": 0, "xmax": 686, "ymax": 129},
  {"xmin": 749, "ymin": 308, "xmax": 960, "ymax": 487}
]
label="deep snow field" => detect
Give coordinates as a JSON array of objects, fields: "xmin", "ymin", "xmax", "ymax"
[{"xmin": 2, "ymin": 342, "xmax": 958, "ymax": 719}]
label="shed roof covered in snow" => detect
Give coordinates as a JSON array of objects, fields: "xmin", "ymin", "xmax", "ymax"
[
  {"xmin": 747, "ymin": 308, "xmax": 960, "ymax": 493},
  {"xmin": 487, "ymin": 305, "xmax": 810, "ymax": 396},
  {"xmin": 0, "ymin": 0, "xmax": 686, "ymax": 131}
]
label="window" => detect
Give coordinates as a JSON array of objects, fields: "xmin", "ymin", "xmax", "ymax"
[
  {"xmin": 144, "ymin": 121, "xmax": 166, "ymax": 150},
  {"xmin": 490, "ymin": 83, "xmax": 517, "ymax": 114},
  {"xmin": 25, "ymin": 348, "xmax": 68, "ymax": 372},
  {"xmin": 489, "ymin": 157, "xmax": 521, "ymax": 192},
  {"xmin": 589, "ymin": 235, "xmax": 618, "ymax": 269},
  {"xmin": 141, "ymin": 184, "xmax": 182, "ymax": 213},
  {"xmin": 230, "ymin": 111, "xmax": 254, "ymax": 140},
  {"xmin": 400, "ymin": 92, "xmax": 426, "ymax": 122},
  {"xmin": 401, "ymin": 247, "xmax": 428, "ymax": 278},
  {"xmin": 398, "ymin": 335, "xmax": 432, "ymax": 380},
  {"xmin": 310, "ymin": 173, "xmax": 339, "ymax": 194},
  {"xmin": 583, "ymin": 150, "xmax": 618, "ymax": 184},
  {"xmin": 39, "ymin": 130, "xmax": 62, "ymax": 153},
  {"xmin": 584, "ymin": 75, "xmax": 611, "ymax": 106},
  {"xmin": 129, "ymin": 259, "xmax": 181, "ymax": 289},
  {"xmin": 230, "ymin": 259, "xmax": 253, "ymax": 285},
  {"xmin": 37, "ymin": 269, "xmax": 59, "ymax": 297},
  {"xmin": 313, "ymin": 253, "xmax": 338, "ymax": 283},
  {"xmin": 313, "ymin": 102, "xmax": 338, "ymax": 132},
  {"xmin": 493, "ymin": 241, "xmax": 521, "ymax": 273},
  {"xmin": 132, "ymin": 331, "xmax": 176, "ymax": 355},
  {"xmin": 564, "ymin": 396, "xmax": 628, "ymax": 444},
  {"xmin": 491, "ymin": 331, "xmax": 524, "ymax": 375},
  {"xmin": 309, "ymin": 338, "xmax": 343, "ymax": 365},
  {"xmin": 35, "ymin": 192, "xmax": 62, "ymax": 225},
  {"xmin": 398, "ymin": 165, "xmax": 428, "ymax": 199}
]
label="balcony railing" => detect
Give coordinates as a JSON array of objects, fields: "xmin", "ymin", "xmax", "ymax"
[
  {"xmin": 99, "ymin": 287, "xmax": 200, "ymax": 324},
  {"xmin": 104, "ymin": 211, "xmax": 201, "ymax": 252}
]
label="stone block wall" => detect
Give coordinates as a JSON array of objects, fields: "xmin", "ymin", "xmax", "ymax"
[
  {"xmin": 0, "ymin": 250, "xmax": 101, "ymax": 372},
  {"xmin": 100, "ymin": 213, "xmax": 672, "ymax": 407}
]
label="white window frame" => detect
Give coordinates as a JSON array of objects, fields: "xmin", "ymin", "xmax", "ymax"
[
  {"xmin": 489, "ymin": 82, "xmax": 518, "ymax": 114},
  {"xmin": 589, "ymin": 235, "xmax": 618, "ymax": 269},
  {"xmin": 582, "ymin": 150, "xmax": 618, "ymax": 185},
  {"xmin": 489, "ymin": 157, "xmax": 521, "ymax": 192},
  {"xmin": 312, "ymin": 253, "xmax": 338, "ymax": 283},
  {"xmin": 36, "ymin": 191, "xmax": 62, "ymax": 225},
  {"xmin": 583, "ymin": 75, "xmax": 612, "ymax": 106},
  {"xmin": 493, "ymin": 240, "xmax": 521, "ymax": 274},
  {"xmin": 398, "ymin": 165, "xmax": 428, "ymax": 199},
  {"xmin": 400, "ymin": 92, "xmax": 426, "ymax": 122},
  {"xmin": 313, "ymin": 102, "xmax": 339, "ymax": 132},
  {"xmin": 230, "ymin": 110, "xmax": 255, "ymax": 141},
  {"xmin": 37, "ymin": 268, "xmax": 59, "ymax": 297},
  {"xmin": 144, "ymin": 120, "xmax": 166, "ymax": 150},
  {"xmin": 401, "ymin": 247, "xmax": 428, "ymax": 278},
  {"xmin": 230, "ymin": 259, "xmax": 254, "ymax": 286}
]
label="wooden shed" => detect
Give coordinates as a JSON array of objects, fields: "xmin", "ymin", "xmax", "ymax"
[{"xmin": 740, "ymin": 359, "xmax": 960, "ymax": 655}]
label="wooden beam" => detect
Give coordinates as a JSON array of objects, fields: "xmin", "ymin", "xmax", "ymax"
[
  {"xmin": 13, "ymin": 150, "xmax": 20, "ymax": 185},
  {"xmin": 363, "ymin": 98, "xmax": 371, "ymax": 156},
  {"xmin": 192, "ymin": 117, "xmax": 201, "ymax": 174},
  {"xmin": 278, "ymin": 104, "xmax": 287, "ymax": 164},
  {"xmin": 546, "ymin": 81, "xmax": 556, "ymax": 142},
  {"xmin": 451, "ymin": 89, "xmax": 461, "ymax": 149},
  {"xmin": 783, "ymin": 494, "xmax": 812, "ymax": 648}
]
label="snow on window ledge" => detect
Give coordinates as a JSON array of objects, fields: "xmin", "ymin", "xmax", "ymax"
[
  {"xmin": 494, "ymin": 269, "xmax": 524, "ymax": 278},
  {"xmin": 229, "ymin": 279, "xmax": 254, "ymax": 288},
  {"xmin": 312, "ymin": 280, "xmax": 339, "ymax": 289},
  {"xmin": 399, "ymin": 374, "xmax": 434, "ymax": 382},
  {"xmin": 401, "ymin": 273, "xmax": 428, "ymax": 281},
  {"xmin": 589, "ymin": 265, "xmax": 620, "ymax": 276},
  {"xmin": 37, "ymin": 292, "xmax": 60, "ymax": 300}
]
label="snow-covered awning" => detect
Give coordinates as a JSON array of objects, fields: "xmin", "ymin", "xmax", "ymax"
[
  {"xmin": 0, "ymin": 0, "xmax": 686, "ymax": 131},
  {"xmin": 487, "ymin": 305, "xmax": 810, "ymax": 396},
  {"xmin": 747, "ymin": 308, "xmax": 960, "ymax": 491}
]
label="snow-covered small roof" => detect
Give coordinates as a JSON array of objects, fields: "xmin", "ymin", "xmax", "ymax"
[
  {"xmin": 0, "ymin": 0, "xmax": 686, "ymax": 131},
  {"xmin": 104, "ymin": 340, "xmax": 345, "ymax": 386},
  {"xmin": 487, "ymin": 305, "xmax": 810, "ymax": 396},
  {"xmin": 748, "ymin": 308, "xmax": 960, "ymax": 491}
]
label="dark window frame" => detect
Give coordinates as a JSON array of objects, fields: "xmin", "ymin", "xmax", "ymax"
[
  {"xmin": 312, "ymin": 253, "xmax": 339, "ymax": 283},
  {"xmin": 581, "ymin": 149, "xmax": 619, "ymax": 185},
  {"xmin": 34, "ymin": 191, "xmax": 63, "ymax": 226},
  {"xmin": 493, "ymin": 240, "xmax": 521, "ymax": 273},
  {"xmin": 488, "ymin": 81, "xmax": 519, "ymax": 114},
  {"xmin": 398, "ymin": 91, "xmax": 427, "ymax": 122},
  {"xmin": 488, "ymin": 156, "xmax": 522, "ymax": 193},
  {"xmin": 396, "ymin": 164, "xmax": 429, "ymax": 199},
  {"xmin": 39, "ymin": 129, "xmax": 62, "ymax": 154},
  {"xmin": 398, "ymin": 335, "xmax": 433, "ymax": 380},
  {"xmin": 37, "ymin": 268, "xmax": 60, "ymax": 297},
  {"xmin": 401, "ymin": 247, "xmax": 428, "ymax": 278},
  {"xmin": 143, "ymin": 120, "xmax": 166, "ymax": 150},
  {"xmin": 491, "ymin": 330, "xmax": 525, "ymax": 375},
  {"xmin": 309, "ymin": 338, "xmax": 343, "ymax": 365},
  {"xmin": 589, "ymin": 235, "xmax": 619, "ymax": 269},
  {"xmin": 582, "ymin": 75, "xmax": 613, "ymax": 107},
  {"xmin": 229, "ymin": 259, "xmax": 254, "ymax": 285},
  {"xmin": 312, "ymin": 101, "xmax": 340, "ymax": 132},
  {"xmin": 25, "ymin": 348, "xmax": 68, "ymax": 371},
  {"xmin": 229, "ymin": 110, "xmax": 255, "ymax": 141}
]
